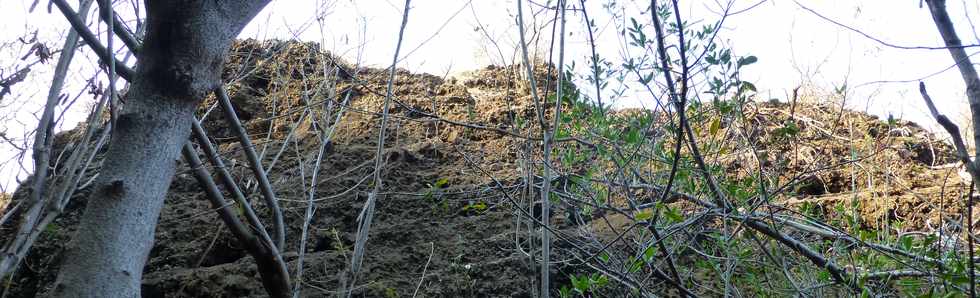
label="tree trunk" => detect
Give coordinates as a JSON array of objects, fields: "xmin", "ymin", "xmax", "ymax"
[{"xmin": 51, "ymin": 1, "xmax": 270, "ymax": 296}]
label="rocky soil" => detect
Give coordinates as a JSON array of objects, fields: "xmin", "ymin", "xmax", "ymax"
[{"xmin": 0, "ymin": 39, "xmax": 969, "ymax": 297}]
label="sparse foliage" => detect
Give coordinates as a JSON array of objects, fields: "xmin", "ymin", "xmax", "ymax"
[{"xmin": 2, "ymin": 0, "xmax": 980, "ymax": 297}]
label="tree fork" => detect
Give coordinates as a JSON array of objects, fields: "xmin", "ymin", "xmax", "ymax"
[{"xmin": 51, "ymin": 1, "xmax": 271, "ymax": 296}]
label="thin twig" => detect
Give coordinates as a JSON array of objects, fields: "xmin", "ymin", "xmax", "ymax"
[
  {"xmin": 578, "ymin": 0, "xmax": 604, "ymax": 114},
  {"xmin": 347, "ymin": 1, "xmax": 412, "ymax": 296},
  {"xmin": 293, "ymin": 74, "xmax": 338, "ymax": 297},
  {"xmin": 95, "ymin": 0, "xmax": 141, "ymax": 53},
  {"xmin": 412, "ymin": 242, "xmax": 435, "ymax": 298},
  {"xmin": 795, "ymin": 0, "xmax": 980, "ymax": 50},
  {"xmin": 0, "ymin": 0, "xmax": 94, "ymax": 277},
  {"xmin": 647, "ymin": 0, "xmax": 859, "ymax": 290},
  {"xmin": 919, "ymin": 81, "xmax": 977, "ymax": 297},
  {"xmin": 535, "ymin": 1, "xmax": 568, "ymax": 296},
  {"xmin": 50, "ymin": 0, "xmax": 135, "ymax": 79}
]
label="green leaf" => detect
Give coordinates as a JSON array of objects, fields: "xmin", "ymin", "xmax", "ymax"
[
  {"xmin": 900, "ymin": 235, "xmax": 914, "ymax": 251},
  {"xmin": 555, "ymin": 129, "xmax": 570, "ymax": 139},
  {"xmin": 626, "ymin": 128, "xmax": 641, "ymax": 145},
  {"xmin": 599, "ymin": 253, "xmax": 610, "ymax": 263},
  {"xmin": 572, "ymin": 275, "xmax": 590, "ymax": 293},
  {"xmin": 640, "ymin": 72, "xmax": 655, "ymax": 84},
  {"xmin": 635, "ymin": 210, "xmax": 653, "ymax": 221},
  {"xmin": 559, "ymin": 287, "xmax": 572, "ymax": 298},
  {"xmin": 665, "ymin": 207, "xmax": 683, "ymax": 223},
  {"xmin": 817, "ymin": 270, "xmax": 831, "ymax": 282},
  {"xmin": 628, "ymin": 258, "xmax": 643, "ymax": 273},
  {"xmin": 709, "ymin": 118, "xmax": 721, "ymax": 136},
  {"xmin": 737, "ymin": 55, "xmax": 758, "ymax": 67},
  {"xmin": 594, "ymin": 274, "xmax": 609, "ymax": 288},
  {"xmin": 643, "ymin": 246, "xmax": 656, "ymax": 262},
  {"xmin": 462, "ymin": 201, "xmax": 487, "ymax": 212}
]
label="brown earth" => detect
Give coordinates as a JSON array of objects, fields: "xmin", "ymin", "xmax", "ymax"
[
  {"xmin": 0, "ymin": 39, "xmax": 970, "ymax": 297},
  {"xmin": 2, "ymin": 40, "xmax": 554, "ymax": 297},
  {"xmin": 733, "ymin": 100, "xmax": 967, "ymax": 230}
]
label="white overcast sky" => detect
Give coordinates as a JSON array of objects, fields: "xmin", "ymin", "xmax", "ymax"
[{"xmin": 1, "ymin": 0, "xmax": 979, "ymax": 192}]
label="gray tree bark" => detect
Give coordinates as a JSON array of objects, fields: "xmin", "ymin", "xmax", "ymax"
[
  {"xmin": 51, "ymin": 1, "xmax": 271, "ymax": 297},
  {"xmin": 924, "ymin": 0, "xmax": 980, "ymax": 296},
  {"xmin": 925, "ymin": 0, "xmax": 980, "ymax": 158}
]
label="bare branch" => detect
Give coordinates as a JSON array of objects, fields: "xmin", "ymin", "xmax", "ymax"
[
  {"xmin": 922, "ymin": 2, "xmax": 980, "ymax": 294},
  {"xmin": 348, "ymin": 1, "xmax": 412, "ymax": 294},
  {"xmin": 796, "ymin": 0, "xmax": 980, "ymax": 50},
  {"xmin": 181, "ymin": 143, "xmax": 290, "ymax": 298},
  {"xmin": 919, "ymin": 82, "xmax": 972, "ymax": 165},
  {"xmin": 50, "ymin": 0, "xmax": 135, "ymax": 80},
  {"xmin": 0, "ymin": 0, "xmax": 95, "ymax": 279},
  {"xmin": 216, "ymin": 87, "xmax": 285, "ymax": 250},
  {"xmin": 95, "ymin": 0, "xmax": 141, "ymax": 53}
]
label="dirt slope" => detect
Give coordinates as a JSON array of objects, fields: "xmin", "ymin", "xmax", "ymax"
[
  {"xmin": 3, "ymin": 40, "xmax": 547, "ymax": 297},
  {"xmin": 0, "ymin": 39, "xmax": 968, "ymax": 297}
]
